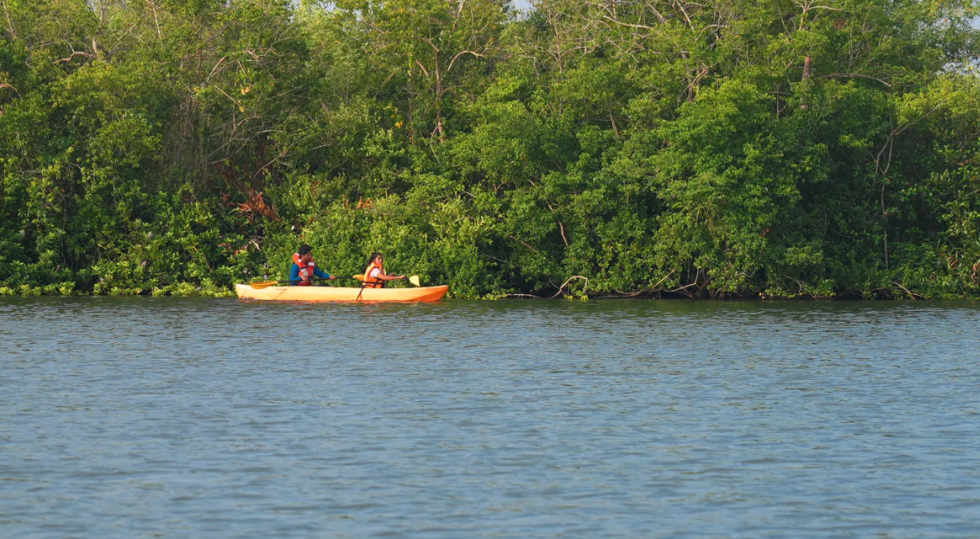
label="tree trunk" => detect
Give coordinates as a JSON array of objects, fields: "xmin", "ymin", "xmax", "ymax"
[{"xmin": 801, "ymin": 55, "xmax": 812, "ymax": 109}]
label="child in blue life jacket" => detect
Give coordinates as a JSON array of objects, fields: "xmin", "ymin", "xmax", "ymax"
[{"xmin": 289, "ymin": 244, "xmax": 336, "ymax": 286}]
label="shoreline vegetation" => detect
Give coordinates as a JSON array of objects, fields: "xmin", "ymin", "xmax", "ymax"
[{"xmin": 2, "ymin": 1, "xmax": 980, "ymax": 300}]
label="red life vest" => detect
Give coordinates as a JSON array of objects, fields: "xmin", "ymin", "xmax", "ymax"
[
  {"xmin": 293, "ymin": 252, "xmax": 317, "ymax": 286},
  {"xmin": 362, "ymin": 260, "xmax": 385, "ymax": 288}
]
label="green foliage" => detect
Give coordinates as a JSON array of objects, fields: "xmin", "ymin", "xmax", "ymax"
[{"xmin": 1, "ymin": 0, "xmax": 980, "ymax": 298}]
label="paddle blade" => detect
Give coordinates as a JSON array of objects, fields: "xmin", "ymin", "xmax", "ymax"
[
  {"xmin": 249, "ymin": 281, "xmax": 280, "ymax": 289},
  {"xmin": 409, "ymin": 275, "xmax": 421, "ymax": 287}
]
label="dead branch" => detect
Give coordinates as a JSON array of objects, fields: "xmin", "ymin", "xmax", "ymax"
[
  {"xmin": 3, "ymin": 0, "xmax": 16, "ymax": 39},
  {"xmin": 650, "ymin": 270, "xmax": 675, "ymax": 291},
  {"xmin": 205, "ymin": 55, "xmax": 230, "ymax": 83},
  {"xmin": 54, "ymin": 50, "xmax": 97, "ymax": 65},
  {"xmin": 509, "ymin": 235, "xmax": 541, "ymax": 254},
  {"xmin": 446, "ymin": 49, "xmax": 485, "ymax": 74},
  {"xmin": 891, "ymin": 281, "xmax": 924, "ymax": 300},
  {"xmin": 252, "ymin": 147, "xmax": 289, "ymax": 180},
  {"xmin": 674, "ymin": 0, "xmax": 694, "ymax": 29},
  {"xmin": 549, "ymin": 275, "xmax": 589, "ymax": 299},
  {"xmin": 667, "ymin": 281, "xmax": 698, "ymax": 294},
  {"xmin": 818, "ymin": 72, "xmax": 891, "ymax": 88},
  {"xmin": 782, "ymin": 274, "xmax": 806, "ymax": 295}
]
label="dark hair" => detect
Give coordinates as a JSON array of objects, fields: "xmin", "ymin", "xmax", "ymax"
[
  {"xmin": 298, "ymin": 244, "xmax": 313, "ymax": 256},
  {"xmin": 368, "ymin": 252, "xmax": 382, "ymax": 265}
]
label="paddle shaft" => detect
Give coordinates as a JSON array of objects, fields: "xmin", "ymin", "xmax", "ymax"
[
  {"xmin": 250, "ymin": 276, "xmax": 335, "ymax": 289},
  {"xmin": 353, "ymin": 274, "xmax": 416, "ymax": 301}
]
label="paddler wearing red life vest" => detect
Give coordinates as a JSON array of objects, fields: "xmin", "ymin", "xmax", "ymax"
[
  {"xmin": 290, "ymin": 244, "xmax": 336, "ymax": 286},
  {"xmin": 361, "ymin": 252, "xmax": 405, "ymax": 288}
]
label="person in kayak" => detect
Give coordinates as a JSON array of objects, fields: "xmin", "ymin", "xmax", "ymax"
[
  {"xmin": 290, "ymin": 244, "xmax": 336, "ymax": 286},
  {"xmin": 362, "ymin": 252, "xmax": 405, "ymax": 288}
]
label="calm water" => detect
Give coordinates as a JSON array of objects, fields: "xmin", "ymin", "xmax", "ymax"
[{"xmin": 2, "ymin": 297, "xmax": 979, "ymax": 538}]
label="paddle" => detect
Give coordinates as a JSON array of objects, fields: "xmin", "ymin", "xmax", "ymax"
[
  {"xmin": 352, "ymin": 275, "xmax": 421, "ymax": 286},
  {"xmin": 350, "ymin": 273, "xmax": 419, "ymax": 301},
  {"xmin": 249, "ymin": 277, "xmax": 334, "ymax": 289},
  {"xmin": 250, "ymin": 275, "xmax": 419, "ymax": 290}
]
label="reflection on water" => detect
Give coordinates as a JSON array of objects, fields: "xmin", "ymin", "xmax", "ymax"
[{"xmin": 2, "ymin": 297, "xmax": 980, "ymax": 538}]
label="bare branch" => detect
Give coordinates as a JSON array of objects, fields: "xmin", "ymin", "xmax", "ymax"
[
  {"xmin": 509, "ymin": 235, "xmax": 541, "ymax": 254},
  {"xmin": 2, "ymin": 0, "xmax": 16, "ymax": 39},
  {"xmin": 54, "ymin": 50, "xmax": 97, "ymax": 65},
  {"xmin": 549, "ymin": 276, "xmax": 588, "ymax": 299},
  {"xmin": 818, "ymin": 72, "xmax": 891, "ymax": 88},
  {"xmin": 892, "ymin": 281, "xmax": 924, "ymax": 300},
  {"xmin": 446, "ymin": 49, "xmax": 484, "ymax": 74},
  {"xmin": 673, "ymin": 0, "xmax": 694, "ymax": 29}
]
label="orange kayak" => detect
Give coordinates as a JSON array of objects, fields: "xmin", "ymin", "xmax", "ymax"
[{"xmin": 235, "ymin": 284, "xmax": 449, "ymax": 302}]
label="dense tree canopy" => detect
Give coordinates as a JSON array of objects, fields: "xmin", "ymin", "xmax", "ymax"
[{"xmin": 1, "ymin": 0, "xmax": 979, "ymax": 298}]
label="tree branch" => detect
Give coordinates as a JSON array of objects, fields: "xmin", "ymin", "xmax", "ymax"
[
  {"xmin": 549, "ymin": 275, "xmax": 588, "ymax": 299},
  {"xmin": 54, "ymin": 50, "xmax": 97, "ymax": 65},
  {"xmin": 818, "ymin": 72, "xmax": 891, "ymax": 88},
  {"xmin": 509, "ymin": 235, "xmax": 540, "ymax": 254},
  {"xmin": 446, "ymin": 49, "xmax": 485, "ymax": 74}
]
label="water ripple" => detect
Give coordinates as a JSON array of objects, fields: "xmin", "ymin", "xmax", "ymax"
[{"xmin": 2, "ymin": 297, "xmax": 980, "ymax": 537}]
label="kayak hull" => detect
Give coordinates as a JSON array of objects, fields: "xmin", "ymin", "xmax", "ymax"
[{"xmin": 235, "ymin": 284, "xmax": 449, "ymax": 303}]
